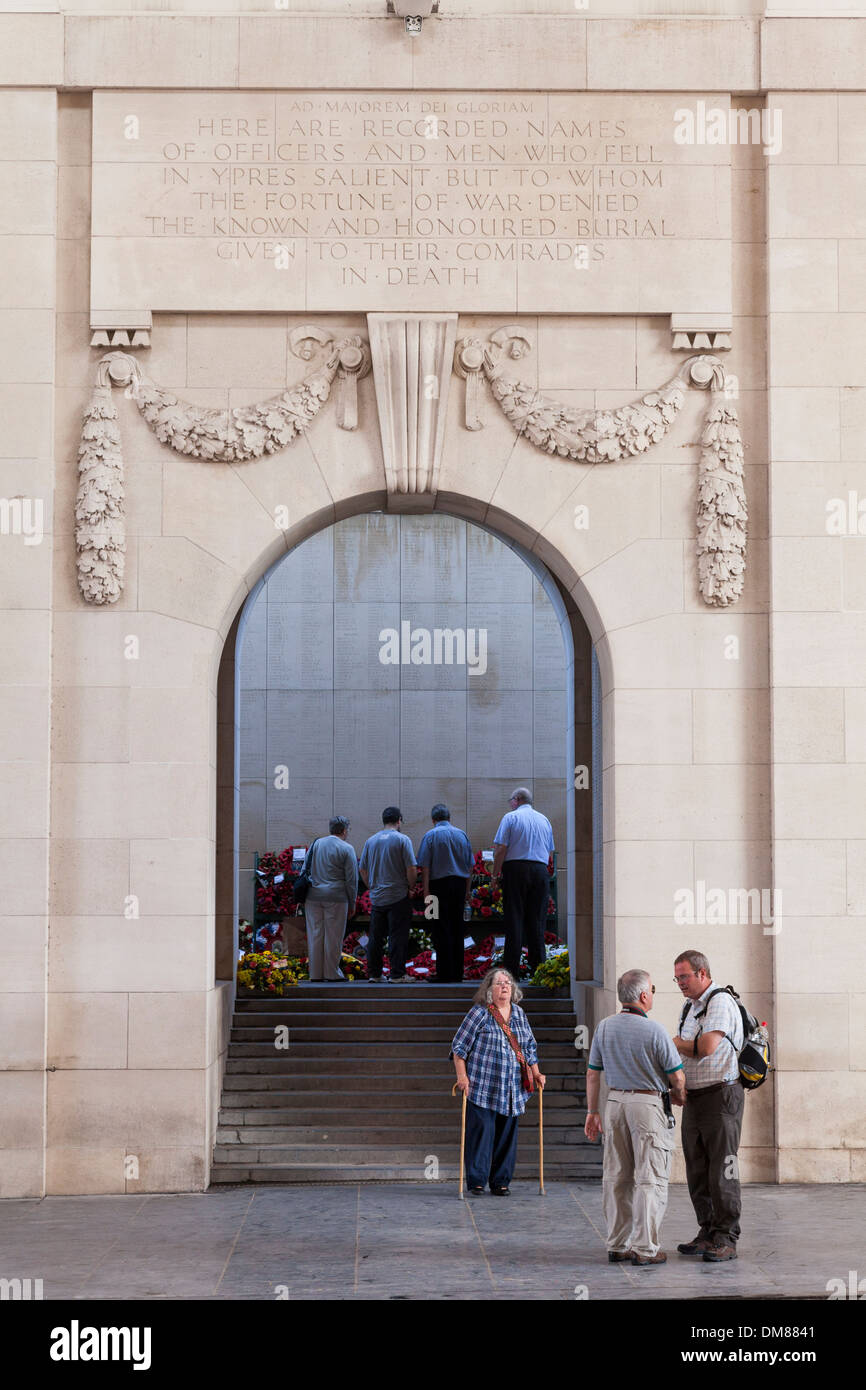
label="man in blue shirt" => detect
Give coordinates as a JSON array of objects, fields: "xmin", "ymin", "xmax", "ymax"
[
  {"xmin": 417, "ymin": 804, "xmax": 473, "ymax": 983},
  {"xmin": 359, "ymin": 806, "xmax": 418, "ymax": 982},
  {"xmin": 491, "ymin": 787, "xmax": 554, "ymax": 978}
]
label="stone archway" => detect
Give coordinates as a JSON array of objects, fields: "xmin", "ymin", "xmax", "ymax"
[{"xmin": 213, "ymin": 494, "xmax": 609, "ymax": 1011}]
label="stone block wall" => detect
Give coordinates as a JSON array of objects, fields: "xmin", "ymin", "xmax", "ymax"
[{"xmin": 0, "ymin": 9, "xmax": 863, "ymax": 1193}]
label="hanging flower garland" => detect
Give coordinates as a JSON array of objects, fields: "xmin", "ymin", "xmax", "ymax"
[
  {"xmin": 75, "ymin": 338, "xmax": 363, "ymax": 605},
  {"xmin": 463, "ymin": 344, "xmax": 747, "ymax": 608},
  {"xmin": 697, "ymin": 385, "xmax": 747, "ymax": 607},
  {"xmin": 76, "ymin": 335, "xmax": 747, "ymax": 610},
  {"xmin": 486, "ymin": 358, "xmax": 688, "ymax": 462},
  {"xmin": 76, "ymin": 368, "xmax": 126, "ymax": 606},
  {"xmin": 130, "ymin": 347, "xmax": 342, "ymax": 463}
]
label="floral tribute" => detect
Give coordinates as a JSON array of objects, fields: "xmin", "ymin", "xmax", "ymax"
[
  {"xmin": 237, "ymin": 926, "xmax": 566, "ymax": 992},
  {"xmin": 237, "ymin": 951, "xmax": 309, "ymax": 995},
  {"xmin": 530, "ymin": 948, "xmax": 570, "ymax": 991},
  {"xmin": 255, "ymin": 849, "xmax": 304, "ymax": 918},
  {"xmin": 239, "ymin": 845, "xmax": 563, "ymax": 990}
]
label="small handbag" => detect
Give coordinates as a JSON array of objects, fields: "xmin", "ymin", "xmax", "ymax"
[
  {"xmin": 292, "ymin": 839, "xmax": 319, "ymax": 905},
  {"xmin": 488, "ymin": 1004, "xmax": 535, "ymax": 1094}
]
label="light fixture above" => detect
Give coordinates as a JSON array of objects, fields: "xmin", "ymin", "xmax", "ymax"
[{"xmin": 387, "ymin": 0, "xmax": 439, "ymax": 35}]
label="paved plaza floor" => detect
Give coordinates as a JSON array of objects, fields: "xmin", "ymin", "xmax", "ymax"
[{"xmin": 1, "ymin": 1182, "xmax": 862, "ymax": 1302}]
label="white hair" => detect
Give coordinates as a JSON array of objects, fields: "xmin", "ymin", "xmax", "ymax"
[{"xmin": 618, "ymin": 969, "xmax": 651, "ymax": 1004}]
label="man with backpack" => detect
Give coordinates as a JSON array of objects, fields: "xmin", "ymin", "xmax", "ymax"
[{"xmin": 672, "ymin": 949, "xmax": 745, "ymax": 1263}]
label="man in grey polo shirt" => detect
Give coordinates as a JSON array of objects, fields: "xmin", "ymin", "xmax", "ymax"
[
  {"xmin": 585, "ymin": 969, "xmax": 686, "ymax": 1267},
  {"xmin": 359, "ymin": 806, "xmax": 418, "ymax": 983}
]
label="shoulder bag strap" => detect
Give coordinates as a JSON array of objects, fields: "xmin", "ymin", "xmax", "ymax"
[{"xmin": 488, "ymin": 1004, "xmax": 535, "ymax": 1094}]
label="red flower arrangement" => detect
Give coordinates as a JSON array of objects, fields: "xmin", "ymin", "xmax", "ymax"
[
  {"xmin": 240, "ymin": 922, "xmax": 565, "ymax": 988},
  {"xmin": 255, "ymin": 848, "xmax": 304, "ymax": 918}
]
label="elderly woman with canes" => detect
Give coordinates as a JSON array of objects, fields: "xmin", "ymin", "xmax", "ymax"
[{"xmin": 450, "ymin": 967, "xmax": 545, "ymax": 1196}]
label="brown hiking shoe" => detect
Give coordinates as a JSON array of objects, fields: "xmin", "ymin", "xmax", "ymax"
[
  {"xmin": 631, "ymin": 1251, "xmax": 667, "ymax": 1266},
  {"xmin": 607, "ymin": 1250, "xmax": 634, "ymax": 1263},
  {"xmin": 677, "ymin": 1234, "xmax": 714, "ymax": 1256},
  {"xmin": 703, "ymin": 1241, "xmax": 737, "ymax": 1262}
]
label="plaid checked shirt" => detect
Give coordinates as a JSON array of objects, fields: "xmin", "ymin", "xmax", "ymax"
[
  {"xmin": 679, "ymin": 986, "xmax": 743, "ymax": 1088},
  {"xmin": 450, "ymin": 1004, "xmax": 539, "ymax": 1117}
]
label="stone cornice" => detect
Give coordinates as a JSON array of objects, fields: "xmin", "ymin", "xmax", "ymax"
[{"xmin": 1, "ymin": 16, "xmax": 863, "ymax": 95}]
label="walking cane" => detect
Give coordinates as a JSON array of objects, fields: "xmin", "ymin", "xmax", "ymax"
[
  {"xmin": 537, "ymin": 1084, "xmax": 546, "ymax": 1197},
  {"xmin": 451, "ymin": 1082, "xmax": 467, "ymax": 1200}
]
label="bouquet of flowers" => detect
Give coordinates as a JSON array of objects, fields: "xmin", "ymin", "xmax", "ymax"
[
  {"xmin": 339, "ymin": 952, "xmax": 365, "ymax": 981},
  {"xmin": 531, "ymin": 948, "xmax": 569, "ymax": 991},
  {"xmin": 463, "ymin": 935, "xmax": 498, "ymax": 979},
  {"xmin": 255, "ymin": 848, "xmax": 304, "ymax": 918},
  {"xmin": 237, "ymin": 950, "xmax": 309, "ymax": 994}
]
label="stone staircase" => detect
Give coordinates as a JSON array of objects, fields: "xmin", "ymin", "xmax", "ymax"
[{"xmin": 210, "ymin": 984, "xmax": 602, "ymax": 1184}]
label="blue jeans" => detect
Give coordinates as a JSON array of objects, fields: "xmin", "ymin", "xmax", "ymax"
[{"xmin": 465, "ymin": 1100, "xmax": 520, "ymax": 1190}]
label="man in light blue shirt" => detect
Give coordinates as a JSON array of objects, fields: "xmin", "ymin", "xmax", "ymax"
[
  {"xmin": 491, "ymin": 787, "xmax": 554, "ymax": 978},
  {"xmin": 417, "ymin": 804, "xmax": 473, "ymax": 983}
]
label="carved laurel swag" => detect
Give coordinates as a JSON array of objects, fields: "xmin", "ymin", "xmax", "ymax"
[
  {"xmin": 464, "ymin": 343, "xmax": 747, "ymax": 608},
  {"xmin": 75, "ymin": 340, "xmax": 364, "ymax": 604},
  {"xmin": 486, "ymin": 358, "xmax": 687, "ymax": 463},
  {"xmin": 130, "ymin": 349, "xmax": 342, "ymax": 462}
]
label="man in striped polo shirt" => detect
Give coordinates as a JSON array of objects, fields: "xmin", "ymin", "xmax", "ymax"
[{"xmin": 585, "ymin": 969, "xmax": 686, "ymax": 1267}]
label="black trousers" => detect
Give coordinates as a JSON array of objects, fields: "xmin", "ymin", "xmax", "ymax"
[
  {"xmin": 429, "ymin": 875, "xmax": 467, "ymax": 982},
  {"xmin": 682, "ymin": 1081, "xmax": 745, "ymax": 1244},
  {"xmin": 367, "ymin": 895, "xmax": 412, "ymax": 979},
  {"xmin": 501, "ymin": 860, "xmax": 549, "ymax": 977},
  {"xmin": 465, "ymin": 1101, "xmax": 520, "ymax": 1190}
]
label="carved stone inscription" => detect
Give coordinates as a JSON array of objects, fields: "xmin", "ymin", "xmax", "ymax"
[{"xmin": 91, "ymin": 92, "xmax": 732, "ymax": 316}]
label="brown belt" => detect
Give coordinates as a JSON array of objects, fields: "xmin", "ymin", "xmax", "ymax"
[{"xmin": 610, "ymin": 1088, "xmax": 660, "ymax": 1096}]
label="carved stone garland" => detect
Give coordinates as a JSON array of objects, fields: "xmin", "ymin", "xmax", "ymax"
[
  {"xmin": 454, "ymin": 339, "xmax": 747, "ymax": 609},
  {"xmin": 76, "ymin": 329, "xmax": 746, "ymax": 610},
  {"xmin": 75, "ymin": 336, "xmax": 369, "ymax": 605}
]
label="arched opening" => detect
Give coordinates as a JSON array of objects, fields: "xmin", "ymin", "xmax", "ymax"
[{"xmin": 215, "ymin": 497, "xmax": 605, "ymax": 1001}]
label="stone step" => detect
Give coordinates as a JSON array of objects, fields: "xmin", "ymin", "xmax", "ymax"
[
  {"xmin": 232, "ymin": 1010, "xmax": 575, "ymax": 1027},
  {"xmin": 231, "ymin": 1025, "xmax": 577, "ymax": 1044},
  {"xmin": 214, "ymin": 985, "xmax": 599, "ymax": 1184},
  {"xmin": 228, "ymin": 1040, "xmax": 577, "ymax": 1058},
  {"xmin": 234, "ymin": 998, "xmax": 573, "ymax": 1016},
  {"xmin": 236, "ymin": 987, "xmax": 569, "ymax": 1006},
  {"xmin": 219, "ymin": 1089, "xmax": 584, "ymax": 1111},
  {"xmin": 210, "ymin": 1161, "xmax": 601, "ymax": 1184},
  {"xmin": 225, "ymin": 1058, "xmax": 580, "ymax": 1077},
  {"xmin": 217, "ymin": 1109, "xmax": 584, "ymax": 1135},
  {"xmin": 222, "ymin": 1070, "xmax": 584, "ymax": 1091},
  {"xmin": 212, "ymin": 1141, "xmax": 593, "ymax": 1165}
]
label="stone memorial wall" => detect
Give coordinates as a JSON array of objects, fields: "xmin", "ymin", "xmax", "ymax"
[{"xmin": 0, "ymin": 6, "xmax": 863, "ymax": 1196}]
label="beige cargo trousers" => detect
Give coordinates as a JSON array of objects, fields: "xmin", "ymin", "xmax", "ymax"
[{"xmin": 602, "ymin": 1090, "xmax": 675, "ymax": 1259}]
